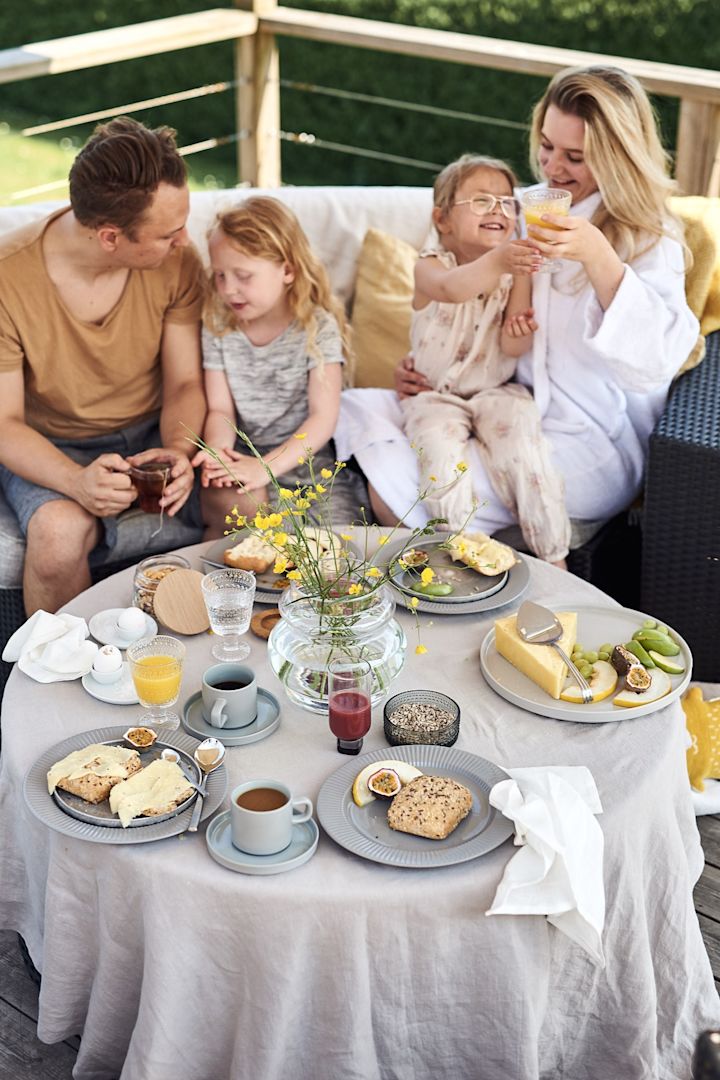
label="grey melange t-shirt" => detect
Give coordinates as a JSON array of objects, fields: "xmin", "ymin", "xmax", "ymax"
[{"xmin": 201, "ymin": 309, "xmax": 344, "ymax": 483}]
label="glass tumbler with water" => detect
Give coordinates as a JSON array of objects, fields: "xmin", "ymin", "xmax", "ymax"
[{"xmin": 201, "ymin": 568, "xmax": 257, "ymax": 661}]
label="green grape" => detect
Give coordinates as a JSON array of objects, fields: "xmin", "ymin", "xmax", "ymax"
[
  {"xmin": 598, "ymin": 651, "xmax": 610, "ymax": 662},
  {"xmin": 583, "ymin": 650, "xmax": 599, "ymax": 664},
  {"xmin": 642, "ymin": 619, "xmax": 657, "ymax": 629}
]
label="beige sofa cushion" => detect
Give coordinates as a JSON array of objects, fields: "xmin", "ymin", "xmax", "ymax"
[{"xmin": 351, "ymin": 228, "xmax": 417, "ymax": 389}]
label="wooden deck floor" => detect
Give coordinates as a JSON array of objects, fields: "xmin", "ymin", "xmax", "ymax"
[{"xmin": 2, "ymin": 817, "xmax": 719, "ymax": 1079}]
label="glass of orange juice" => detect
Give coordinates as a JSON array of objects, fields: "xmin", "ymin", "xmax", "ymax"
[
  {"xmin": 521, "ymin": 187, "xmax": 573, "ymax": 272},
  {"xmin": 127, "ymin": 635, "xmax": 185, "ymax": 732}
]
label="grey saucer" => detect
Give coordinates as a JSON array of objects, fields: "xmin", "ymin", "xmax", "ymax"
[
  {"xmin": 182, "ymin": 688, "xmax": 281, "ymax": 746},
  {"xmin": 206, "ymin": 811, "xmax": 319, "ymax": 875}
]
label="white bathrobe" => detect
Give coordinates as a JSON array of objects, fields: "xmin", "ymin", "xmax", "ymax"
[{"xmin": 335, "ymin": 192, "xmax": 699, "ymax": 533}]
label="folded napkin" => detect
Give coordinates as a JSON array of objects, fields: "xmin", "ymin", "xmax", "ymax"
[
  {"xmin": 2, "ymin": 610, "xmax": 98, "ymax": 682},
  {"xmin": 487, "ymin": 766, "xmax": 605, "ymax": 966}
]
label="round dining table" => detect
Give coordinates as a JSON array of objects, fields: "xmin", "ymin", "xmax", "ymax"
[{"xmin": 0, "ymin": 544, "xmax": 718, "ymax": 1080}]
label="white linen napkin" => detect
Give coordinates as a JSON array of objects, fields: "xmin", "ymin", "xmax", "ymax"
[
  {"xmin": 2, "ymin": 610, "xmax": 98, "ymax": 682},
  {"xmin": 487, "ymin": 766, "xmax": 605, "ymax": 966}
]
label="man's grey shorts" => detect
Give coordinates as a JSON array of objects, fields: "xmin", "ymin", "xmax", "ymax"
[{"xmin": 0, "ymin": 415, "xmax": 201, "ymax": 552}]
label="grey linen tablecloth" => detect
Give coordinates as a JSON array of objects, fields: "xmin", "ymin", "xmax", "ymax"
[{"xmin": 0, "ymin": 545, "xmax": 718, "ymax": 1080}]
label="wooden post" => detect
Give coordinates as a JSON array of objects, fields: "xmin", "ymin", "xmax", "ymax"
[
  {"xmin": 675, "ymin": 98, "xmax": 720, "ymax": 196},
  {"xmin": 233, "ymin": 0, "xmax": 281, "ymax": 187}
]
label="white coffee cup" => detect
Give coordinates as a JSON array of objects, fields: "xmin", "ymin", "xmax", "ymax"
[
  {"xmin": 231, "ymin": 780, "xmax": 313, "ymax": 855},
  {"xmin": 202, "ymin": 663, "xmax": 257, "ymax": 729}
]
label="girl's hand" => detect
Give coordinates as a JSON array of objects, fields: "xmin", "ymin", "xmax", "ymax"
[
  {"xmin": 504, "ymin": 308, "xmax": 538, "ymax": 338},
  {"xmin": 498, "ymin": 239, "xmax": 544, "ymax": 276},
  {"xmin": 223, "ymin": 454, "xmax": 270, "ymax": 493},
  {"xmin": 191, "ymin": 447, "xmax": 236, "ymax": 488}
]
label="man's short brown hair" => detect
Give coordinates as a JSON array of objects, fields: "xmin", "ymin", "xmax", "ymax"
[{"xmin": 69, "ymin": 116, "xmax": 187, "ymax": 237}]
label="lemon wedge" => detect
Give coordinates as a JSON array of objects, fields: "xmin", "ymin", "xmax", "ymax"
[{"xmin": 352, "ymin": 759, "xmax": 423, "ymax": 807}]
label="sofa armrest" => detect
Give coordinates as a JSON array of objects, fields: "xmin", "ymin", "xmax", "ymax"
[{"xmin": 641, "ymin": 329, "xmax": 720, "ymax": 679}]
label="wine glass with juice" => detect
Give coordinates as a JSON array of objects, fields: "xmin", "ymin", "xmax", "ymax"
[
  {"xmin": 328, "ymin": 659, "xmax": 372, "ymax": 755},
  {"xmin": 127, "ymin": 635, "xmax": 185, "ymax": 733},
  {"xmin": 521, "ymin": 187, "xmax": 572, "ymax": 272}
]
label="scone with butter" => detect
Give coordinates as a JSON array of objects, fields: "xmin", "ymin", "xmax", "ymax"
[
  {"xmin": 494, "ymin": 611, "xmax": 577, "ymax": 699},
  {"xmin": 109, "ymin": 758, "xmax": 194, "ymax": 828},
  {"xmin": 447, "ymin": 532, "xmax": 517, "ymax": 576}
]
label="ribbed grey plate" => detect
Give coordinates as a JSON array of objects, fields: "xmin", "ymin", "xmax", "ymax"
[
  {"xmin": 376, "ymin": 533, "xmax": 529, "ymax": 616},
  {"xmin": 316, "ymin": 744, "xmax": 513, "ymax": 868},
  {"xmin": 24, "ymin": 725, "xmax": 227, "ymax": 844},
  {"xmin": 480, "ymin": 604, "xmax": 692, "ymax": 723}
]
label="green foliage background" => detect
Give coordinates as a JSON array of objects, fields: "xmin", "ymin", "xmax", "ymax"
[{"xmin": 0, "ymin": 0, "xmax": 716, "ymax": 192}]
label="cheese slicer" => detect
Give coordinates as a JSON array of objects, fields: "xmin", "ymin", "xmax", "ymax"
[{"xmin": 516, "ymin": 601, "xmax": 593, "ymax": 704}]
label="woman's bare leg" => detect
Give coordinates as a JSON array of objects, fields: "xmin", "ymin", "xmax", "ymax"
[{"xmin": 368, "ymin": 483, "xmax": 401, "ymax": 527}]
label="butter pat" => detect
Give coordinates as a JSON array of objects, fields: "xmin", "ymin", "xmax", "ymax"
[{"xmin": 494, "ymin": 612, "xmax": 577, "ymax": 699}]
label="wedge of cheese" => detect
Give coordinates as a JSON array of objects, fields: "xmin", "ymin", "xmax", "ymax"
[{"xmin": 494, "ymin": 611, "xmax": 577, "ymax": 699}]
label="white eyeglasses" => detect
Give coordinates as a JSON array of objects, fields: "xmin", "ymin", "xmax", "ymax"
[{"xmin": 454, "ymin": 194, "xmax": 520, "ymax": 219}]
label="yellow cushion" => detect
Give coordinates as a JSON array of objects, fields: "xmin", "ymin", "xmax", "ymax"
[
  {"xmin": 350, "ymin": 228, "xmax": 416, "ymax": 389},
  {"xmin": 670, "ymin": 196, "xmax": 720, "ymax": 374},
  {"xmin": 682, "ymin": 686, "xmax": 720, "ymax": 791}
]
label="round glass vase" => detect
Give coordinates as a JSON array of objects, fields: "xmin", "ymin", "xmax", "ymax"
[{"xmin": 267, "ymin": 582, "xmax": 407, "ymax": 714}]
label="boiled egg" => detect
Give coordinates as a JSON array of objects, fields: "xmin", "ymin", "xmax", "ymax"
[
  {"xmin": 92, "ymin": 645, "xmax": 123, "ymax": 683},
  {"xmin": 115, "ymin": 607, "xmax": 146, "ymax": 640}
]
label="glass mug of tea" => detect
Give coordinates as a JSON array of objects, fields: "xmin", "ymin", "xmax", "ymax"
[
  {"xmin": 128, "ymin": 460, "xmax": 172, "ymax": 514},
  {"xmin": 231, "ymin": 780, "xmax": 313, "ymax": 855}
]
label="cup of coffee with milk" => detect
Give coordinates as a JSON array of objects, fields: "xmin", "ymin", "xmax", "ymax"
[
  {"xmin": 231, "ymin": 780, "xmax": 313, "ymax": 855},
  {"xmin": 202, "ymin": 663, "xmax": 257, "ymax": 728}
]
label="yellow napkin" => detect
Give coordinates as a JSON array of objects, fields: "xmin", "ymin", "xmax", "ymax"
[{"xmin": 682, "ymin": 686, "xmax": 720, "ymax": 791}]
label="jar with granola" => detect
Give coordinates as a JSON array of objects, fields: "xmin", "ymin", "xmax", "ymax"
[{"xmin": 133, "ymin": 554, "xmax": 191, "ymax": 617}]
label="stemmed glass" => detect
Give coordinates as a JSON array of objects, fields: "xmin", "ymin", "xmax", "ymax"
[
  {"xmin": 127, "ymin": 635, "xmax": 185, "ymax": 733},
  {"xmin": 521, "ymin": 187, "xmax": 572, "ymax": 273},
  {"xmin": 201, "ymin": 568, "xmax": 257, "ymax": 661},
  {"xmin": 328, "ymin": 659, "xmax": 372, "ymax": 755}
]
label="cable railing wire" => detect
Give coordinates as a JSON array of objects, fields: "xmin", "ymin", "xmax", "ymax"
[{"xmin": 279, "ymin": 130, "xmax": 442, "ymax": 171}]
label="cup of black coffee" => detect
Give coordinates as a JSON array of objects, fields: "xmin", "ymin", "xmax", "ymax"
[{"xmin": 202, "ymin": 663, "xmax": 257, "ymax": 729}]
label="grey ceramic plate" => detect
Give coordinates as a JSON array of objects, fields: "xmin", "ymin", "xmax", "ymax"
[
  {"xmin": 52, "ymin": 739, "xmax": 201, "ymax": 828},
  {"xmin": 480, "ymin": 603, "xmax": 692, "ymax": 723},
  {"xmin": 24, "ymin": 725, "xmax": 227, "ymax": 844},
  {"xmin": 316, "ymin": 744, "xmax": 513, "ymax": 868},
  {"xmin": 376, "ymin": 533, "xmax": 529, "ymax": 616},
  {"xmin": 203, "ymin": 530, "xmax": 362, "ymax": 604},
  {"xmin": 182, "ymin": 688, "xmax": 281, "ymax": 746},
  {"xmin": 206, "ymin": 812, "xmax": 319, "ymax": 875},
  {"xmin": 88, "ymin": 608, "xmax": 157, "ymax": 648},
  {"xmin": 389, "ymin": 539, "xmax": 508, "ymax": 605}
]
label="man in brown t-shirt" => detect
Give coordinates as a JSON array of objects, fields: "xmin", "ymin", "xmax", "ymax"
[{"xmin": 0, "ymin": 117, "xmax": 206, "ymax": 614}]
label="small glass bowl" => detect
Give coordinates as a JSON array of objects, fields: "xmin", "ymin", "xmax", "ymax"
[
  {"xmin": 384, "ymin": 690, "xmax": 460, "ymax": 747},
  {"xmin": 123, "ymin": 726, "xmax": 158, "ymax": 753}
]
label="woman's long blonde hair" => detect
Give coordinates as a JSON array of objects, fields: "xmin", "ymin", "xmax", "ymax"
[
  {"xmin": 205, "ymin": 196, "xmax": 352, "ymax": 366},
  {"xmin": 530, "ymin": 65, "xmax": 685, "ymax": 263}
]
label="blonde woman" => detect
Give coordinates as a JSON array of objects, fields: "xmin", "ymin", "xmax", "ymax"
[
  {"xmin": 335, "ymin": 66, "xmax": 699, "ymax": 543},
  {"xmin": 192, "ymin": 196, "xmax": 350, "ymax": 535}
]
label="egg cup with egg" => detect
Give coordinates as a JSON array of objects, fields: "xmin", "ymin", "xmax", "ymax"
[
  {"xmin": 115, "ymin": 607, "xmax": 148, "ymax": 644},
  {"xmin": 91, "ymin": 645, "xmax": 124, "ymax": 685}
]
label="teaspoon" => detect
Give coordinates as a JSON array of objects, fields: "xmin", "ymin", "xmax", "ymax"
[
  {"xmin": 160, "ymin": 747, "xmax": 206, "ymax": 796},
  {"xmin": 187, "ymin": 738, "xmax": 226, "ymax": 833}
]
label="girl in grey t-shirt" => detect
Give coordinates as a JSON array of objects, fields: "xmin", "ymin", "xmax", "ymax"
[{"xmin": 193, "ymin": 197, "xmax": 350, "ymax": 538}]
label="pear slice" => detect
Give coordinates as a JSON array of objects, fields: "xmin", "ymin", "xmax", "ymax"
[
  {"xmin": 613, "ymin": 667, "xmax": 672, "ymax": 708},
  {"xmin": 351, "ymin": 759, "xmax": 423, "ymax": 807},
  {"xmin": 559, "ymin": 659, "xmax": 618, "ymax": 704}
]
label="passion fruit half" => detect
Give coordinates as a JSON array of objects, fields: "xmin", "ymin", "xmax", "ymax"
[
  {"xmin": 402, "ymin": 549, "xmax": 429, "ymax": 567},
  {"xmin": 367, "ymin": 768, "xmax": 402, "ymax": 798}
]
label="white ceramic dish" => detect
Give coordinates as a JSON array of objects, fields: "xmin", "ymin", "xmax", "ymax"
[
  {"xmin": 82, "ymin": 662, "xmax": 139, "ymax": 705},
  {"xmin": 206, "ymin": 812, "xmax": 319, "ymax": 875},
  {"xmin": 479, "ymin": 603, "xmax": 692, "ymax": 723},
  {"xmin": 88, "ymin": 609, "xmax": 157, "ymax": 649},
  {"xmin": 316, "ymin": 744, "xmax": 513, "ymax": 868}
]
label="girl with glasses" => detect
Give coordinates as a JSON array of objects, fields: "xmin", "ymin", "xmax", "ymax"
[{"xmin": 401, "ymin": 153, "xmax": 571, "ymax": 565}]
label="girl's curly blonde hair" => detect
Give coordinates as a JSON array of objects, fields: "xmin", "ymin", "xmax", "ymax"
[{"xmin": 204, "ymin": 196, "xmax": 352, "ymax": 368}]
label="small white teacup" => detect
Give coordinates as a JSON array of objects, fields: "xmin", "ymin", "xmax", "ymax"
[{"xmin": 231, "ymin": 780, "xmax": 313, "ymax": 855}]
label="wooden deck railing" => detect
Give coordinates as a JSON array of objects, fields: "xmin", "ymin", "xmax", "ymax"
[{"xmin": 1, "ymin": 0, "xmax": 719, "ymax": 196}]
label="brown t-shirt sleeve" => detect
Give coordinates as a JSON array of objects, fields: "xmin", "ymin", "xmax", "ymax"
[
  {"xmin": 164, "ymin": 243, "xmax": 205, "ymax": 325},
  {"xmin": 0, "ymin": 299, "xmax": 25, "ymax": 372}
]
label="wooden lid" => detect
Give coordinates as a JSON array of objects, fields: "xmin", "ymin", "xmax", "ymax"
[
  {"xmin": 250, "ymin": 608, "xmax": 281, "ymax": 640},
  {"xmin": 153, "ymin": 568, "xmax": 210, "ymax": 635}
]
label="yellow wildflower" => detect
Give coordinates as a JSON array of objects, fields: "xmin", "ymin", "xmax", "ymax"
[
  {"xmin": 273, "ymin": 531, "xmax": 288, "ymax": 547},
  {"xmin": 366, "ymin": 567, "xmax": 381, "ymax": 579},
  {"xmin": 230, "ymin": 506, "xmax": 239, "ymax": 517},
  {"xmin": 267, "ymin": 513, "xmax": 283, "ymax": 528},
  {"xmin": 420, "ymin": 567, "xmax": 435, "ymax": 585},
  {"xmin": 377, "ymin": 536, "xmax": 389, "ymax": 546},
  {"xmin": 409, "ymin": 597, "xmax": 420, "ymax": 609},
  {"xmin": 429, "ymin": 474, "xmax": 438, "ymax": 483},
  {"xmin": 415, "ymin": 644, "xmax": 428, "ymax": 655},
  {"xmin": 254, "ymin": 512, "xmax": 270, "ymax": 530},
  {"xmin": 294, "ymin": 432, "xmax": 308, "ymax": 440},
  {"xmin": 456, "ymin": 461, "xmax": 468, "ymax": 473},
  {"xmin": 398, "ymin": 559, "xmax": 408, "ymax": 570},
  {"xmin": 348, "ymin": 583, "xmax": 363, "ymax": 596},
  {"xmin": 306, "ymin": 491, "xmax": 318, "ymax": 502},
  {"xmin": 273, "ymin": 558, "xmax": 289, "ymax": 574},
  {"xmin": 297, "ymin": 457, "xmax": 305, "ymax": 465},
  {"xmin": 320, "ymin": 468, "xmax": 333, "ymax": 479},
  {"xmin": 340, "ymin": 533, "xmax": 352, "ymax": 542},
  {"xmin": 224, "ymin": 514, "xmax": 233, "ymax": 524},
  {"xmin": 235, "ymin": 515, "xmax": 246, "ymax": 528},
  {"xmin": 315, "ymin": 483, "xmax": 326, "ymax": 494},
  {"xmin": 287, "ymin": 569, "xmax": 302, "ymax": 581},
  {"xmin": 334, "ymin": 461, "xmax": 346, "ymax": 469},
  {"xmin": 279, "ymin": 487, "xmax": 293, "ymax": 499},
  {"xmin": 293, "ymin": 488, "xmax": 301, "ymax": 497},
  {"xmin": 294, "ymin": 497, "xmax": 311, "ymax": 510}
]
